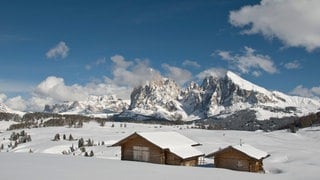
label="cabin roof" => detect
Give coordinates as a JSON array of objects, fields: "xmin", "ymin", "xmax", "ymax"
[
  {"xmin": 137, "ymin": 131, "xmax": 203, "ymax": 159},
  {"xmin": 231, "ymin": 144, "xmax": 269, "ymax": 160},
  {"xmin": 112, "ymin": 131, "xmax": 204, "ymax": 159},
  {"xmin": 208, "ymin": 144, "xmax": 269, "ymax": 160}
]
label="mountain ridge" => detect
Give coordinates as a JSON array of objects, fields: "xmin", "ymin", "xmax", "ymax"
[
  {"xmin": 124, "ymin": 71, "xmax": 320, "ymax": 121},
  {"xmin": 1, "ymin": 71, "xmax": 319, "ymax": 122},
  {"xmin": 44, "ymin": 95, "xmax": 129, "ymax": 117}
]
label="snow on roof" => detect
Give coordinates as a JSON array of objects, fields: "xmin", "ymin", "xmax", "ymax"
[
  {"xmin": 136, "ymin": 131, "xmax": 204, "ymax": 159},
  {"xmin": 232, "ymin": 144, "xmax": 269, "ymax": 160}
]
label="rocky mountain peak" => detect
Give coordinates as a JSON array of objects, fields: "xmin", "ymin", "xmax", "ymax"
[
  {"xmin": 44, "ymin": 95, "xmax": 129, "ymax": 115},
  {"xmin": 126, "ymin": 71, "xmax": 320, "ymax": 121}
]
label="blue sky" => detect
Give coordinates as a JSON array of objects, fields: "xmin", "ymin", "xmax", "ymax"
[{"xmin": 0, "ymin": 0, "xmax": 320, "ymax": 111}]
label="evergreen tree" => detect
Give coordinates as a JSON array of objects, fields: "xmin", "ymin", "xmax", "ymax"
[
  {"xmin": 78, "ymin": 138, "xmax": 84, "ymax": 148},
  {"xmin": 100, "ymin": 120, "xmax": 105, "ymax": 127},
  {"xmin": 53, "ymin": 133, "xmax": 60, "ymax": 141},
  {"xmin": 10, "ymin": 132, "xmax": 18, "ymax": 141},
  {"xmin": 89, "ymin": 150, "xmax": 94, "ymax": 157},
  {"xmin": 87, "ymin": 139, "xmax": 93, "ymax": 146},
  {"xmin": 69, "ymin": 134, "xmax": 74, "ymax": 141},
  {"xmin": 84, "ymin": 151, "xmax": 89, "ymax": 157},
  {"xmin": 0, "ymin": 143, "xmax": 4, "ymax": 150},
  {"xmin": 70, "ymin": 144, "xmax": 75, "ymax": 152},
  {"xmin": 77, "ymin": 120, "xmax": 83, "ymax": 128},
  {"xmin": 63, "ymin": 134, "xmax": 66, "ymax": 140},
  {"xmin": 20, "ymin": 130, "xmax": 25, "ymax": 136},
  {"xmin": 80, "ymin": 147, "xmax": 86, "ymax": 153},
  {"xmin": 13, "ymin": 140, "xmax": 18, "ymax": 149},
  {"xmin": 26, "ymin": 135, "xmax": 32, "ymax": 142}
]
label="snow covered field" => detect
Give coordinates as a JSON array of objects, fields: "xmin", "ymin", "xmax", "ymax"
[{"xmin": 0, "ymin": 121, "xmax": 319, "ymax": 180}]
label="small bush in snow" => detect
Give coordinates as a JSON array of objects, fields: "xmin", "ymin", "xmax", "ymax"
[
  {"xmin": 89, "ymin": 150, "xmax": 94, "ymax": 157},
  {"xmin": 53, "ymin": 133, "xmax": 60, "ymax": 141}
]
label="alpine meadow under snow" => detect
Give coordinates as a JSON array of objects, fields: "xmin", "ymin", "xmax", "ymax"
[{"xmin": 0, "ymin": 121, "xmax": 320, "ymax": 180}]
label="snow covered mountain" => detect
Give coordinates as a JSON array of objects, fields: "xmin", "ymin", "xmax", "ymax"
[
  {"xmin": 124, "ymin": 71, "xmax": 320, "ymax": 121},
  {"xmin": 44, "ymin": 95, "xmax": 129, "ymax": 115},
  {"xmin": 0, "ymin": 102, "xmax": 9, "ymax": 113},
  {"xmin": 128, "ymin": 78, "xmax": 189, "ymax": 120},
  {"xmin": 0, "ymin": 102, "xmax": 25, "ymax": 117}
]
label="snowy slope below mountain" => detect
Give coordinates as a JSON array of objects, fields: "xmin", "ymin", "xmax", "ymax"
[
  {"xmin": 0, "ymin": 122, "xmax": 320, "ymax": 180},
  {"xmin": 44, "ymin": 95, "xmax": 129, "ymax": 116},
  {"xmin": 127, "ymin": 71, "xmax": 320, "ymax": 121}
]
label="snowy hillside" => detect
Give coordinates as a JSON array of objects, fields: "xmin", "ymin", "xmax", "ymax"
[
  {"xmin": 44, "ymin": 95, "xmax": 129, "ymax": 116},
  {"xmin": 125, "ymin": 71, "xmax": 320, "ymax": 121},
  {"xmin": 0, "ymin": 121, "xmax": 320, "ymax": 180}
]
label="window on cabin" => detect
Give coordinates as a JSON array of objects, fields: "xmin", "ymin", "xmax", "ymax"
[
  {"xmin": 237, "ymin": 160, "xmax": 244, "ymax": 168},
  {"xmin": 133, "ymin": 146, "xmax": 150, "ymax": 162}
]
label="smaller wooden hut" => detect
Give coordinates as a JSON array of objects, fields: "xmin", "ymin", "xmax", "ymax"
[
  {"xmin": 207, "ymin": 144, "xmax": 269, "ymax": 173},
  {"xmin": 111, "ymin": 131, "xmax": 204, "ymax": 166}
]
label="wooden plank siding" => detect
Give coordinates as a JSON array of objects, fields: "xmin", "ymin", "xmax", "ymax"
[
  {"xmin": 121, "ymin": 135, "xmax": 165, "ymax": 164},
  {"xmin": 213, "ymin": 148, "xmax": 264, "ymax": 172},
  {"xmin": 114, "ymin": 133, "xmax": 202, "ymax": 166},
  {"xmin": 165, "ymin": 151, "xmax": 198, "ymax": 166}
]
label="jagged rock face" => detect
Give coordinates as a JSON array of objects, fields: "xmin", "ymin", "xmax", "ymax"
[
  {"xmin": 180, "ymin": 81, "xmax": 203, "ymax": 115},
  {"xmin": 127, "ymin": 71, "xmax": 320, "ymax": 121},
  {"xmin": 129, "ymin": 78, "xmax": 187, "ymax": 120},
  {"xmin": 44, "ymin": 95, "xmax": 129, "ymax": 114},
  {"xmin": 201, "ymin": 75, "xmax": 275, "ymax": 107},
  {"xmin": 130, "ymin": 78, "xmax": 181, "ymax": 111}
]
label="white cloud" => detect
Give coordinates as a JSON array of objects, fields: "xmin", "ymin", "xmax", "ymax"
[
  {"xmin": 5, "ymin": 96, "xmax": 27, "ymax": 111},
  {"xmin": 284, "ymin": 60, "xmax": 301, "ymax": 70},
  {"xmin": 28, "ymin": 97, "xmax": 54, "ymax": 112},
  {"xmin": 110, "ymin": 55, "xmax": 162, "ymax": 87},
  {"xmin": 216, "ymin": 46, "xmax": 278, "ymax": 76},
  {"xmin": 2, "ymin": 94, "xmax": 54, "ymax": 112},
  {"xmin": 196, "ymin": 68, "xmax": 227, "ymax": 80},
  {"xmin": 182, "ymin": 60, "xmax": 200, "ymax": 68},
  {"xmin": 252, "ymin": 71, "xmax": 262, "ymax": 77},
  {"xmin": 290, "ymin": 85, "xmax": 320, "ymax": 99},
  {"xmin": 23, "ymin": 55, "xmax": 163, "ymax": 111},
  {"xmin": 111, "ymin": 55, "xmax": 133, "ymax": 69},
  {"xmin": 3, "ymin": 54, "xmax": 207, "ymax": 112},
  {"xmin": 95, "ymin": 58, "xmax": 106, "ymax": 65},
  {"xmin": 0, "ymin": 93, "xmax": 7, "ymax": 103},
  {"xmin": 46, "ymin": 41, "xmax": 69, "ymax": 59},
  {"xmin": 34, "ymin": 76, "xmax": 87, "ymax": 102},
  {"xmin": 229, "ymin": 0, "xmax": 320, "ymax": 51},
  {"xmin": 85, "ymin": 58, "xmax": 107, "ymax": 70},
  {"xmin": 2, "ymin": 54, "xmax": 167, "ymax": 112},
  {"xmin": 215, "ymin": 51, "xmax": 233, "ymax": 61},
  {"xmin": 162, "ymin": 64, "xmax": 192, "ymax": 86}
]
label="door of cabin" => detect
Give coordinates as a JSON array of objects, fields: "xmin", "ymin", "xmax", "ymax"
[{"xmin": 133, "ymin": 146, "xmax": 150, "ymax": 162}]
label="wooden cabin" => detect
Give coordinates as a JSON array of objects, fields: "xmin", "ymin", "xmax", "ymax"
[
  {"xmin": 207, "ymin": 144, "xmax": 269, "ymax": 173},
  {"xmin": 111, "ymin": 131, "xmax": 204, "ymax": 166}
]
